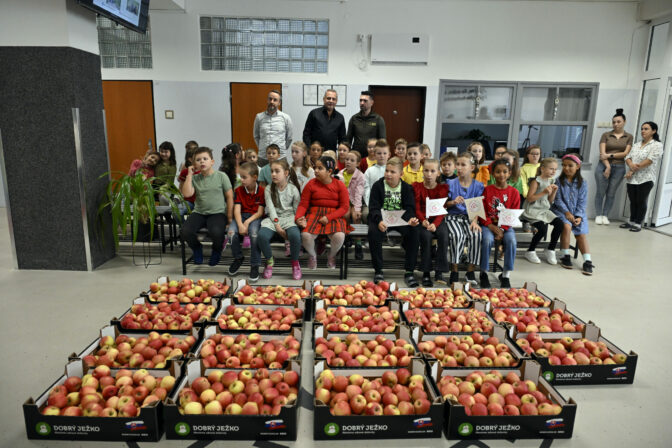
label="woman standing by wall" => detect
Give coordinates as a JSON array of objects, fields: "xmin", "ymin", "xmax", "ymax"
[
  {"xmin": 621, "ymin": 122, "xmax": 664, "ymax": 232},
  {"xmin": 594, "ymin": 109, "xmax": 633, "ymax": 225}
]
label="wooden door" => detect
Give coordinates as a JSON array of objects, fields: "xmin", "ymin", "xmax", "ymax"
[
  {"xmin": 369, "ymin": 85, "xmax": 426, "ymax": 146},
  {"xmin": 230, "ymin": 83, "xmax": 282, "ymax": 151},
  {"xmin": 102, "ymin": 80, "xmax": 156, "ymax": 175}
]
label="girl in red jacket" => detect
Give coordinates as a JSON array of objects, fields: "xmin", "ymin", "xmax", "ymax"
[
  {"xmin": 479, "ymin": 159, "xmax": 521, "ymax": 288},
  {"xmin": 295, "ymin": 156, "xmax": 352, "ymax": 269}
]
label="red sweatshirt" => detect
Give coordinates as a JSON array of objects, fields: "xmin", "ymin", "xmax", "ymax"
[
  {"xmin": 413, "ymin": 182, "xmax": 449, "ymax": 228},
  {"xmin": 295, "ymin": 178, "xmax": 350, "ymax": 221},
  {"xmin": 480, "ymin": 184, "xmax": 521, "ymax": 229}
]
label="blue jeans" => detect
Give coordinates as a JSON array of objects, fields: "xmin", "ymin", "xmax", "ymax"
[
  {"xmin": 229, "ymin": 212, "xmax": 261, "ymax": 266},
  {"xmin": 594, "ymin": 162, "xmax": 626, "ymax": 216},
  {"xmin": 257, "ymin": 226, "xmax": 302, "ymax": 261},
  {"xmin": 481, "ymin": 227, "xmax": 516, "ymax": 272}
]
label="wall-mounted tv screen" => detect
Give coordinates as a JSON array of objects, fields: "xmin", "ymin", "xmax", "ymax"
[{"xmin": 77, "ymin": 0, "xmax": 150, "ymax": 34}]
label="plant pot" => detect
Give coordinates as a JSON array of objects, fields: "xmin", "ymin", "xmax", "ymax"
[{"xmin": 136, "ymin": 221, "xmax": 160, "ymax": 242}]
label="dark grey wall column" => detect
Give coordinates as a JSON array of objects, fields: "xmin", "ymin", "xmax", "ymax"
[{"xmin": 0, "ymin": 46, "xmax": 114, "ymax": 270}]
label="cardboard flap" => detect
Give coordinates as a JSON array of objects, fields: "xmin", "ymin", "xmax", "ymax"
[
  {"xmin": 584, "ymin": 322, "xmax": 600, "ymax": 340},
  {"xmin": 522, "ymin": 281, "xmax": 538, "ymax": 294}
]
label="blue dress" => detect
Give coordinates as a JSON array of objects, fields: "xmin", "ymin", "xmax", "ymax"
[{"xmin": 552, "ymin": 177, "xmax": 588, "ymax": 235}]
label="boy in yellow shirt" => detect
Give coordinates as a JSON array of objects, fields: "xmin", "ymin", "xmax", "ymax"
[{"xmin": 402, "ymin": 142, "xmax": 424, "ymax": 184}]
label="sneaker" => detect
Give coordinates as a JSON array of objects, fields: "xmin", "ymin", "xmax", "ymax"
[
  {"xmin": 434, "ymin": 272, "xmax": 447, "ymax": 285},
  {"xmin": 249, "ymin": 265, "xmax": 260, "ymax": 282},
  {"xmin": 209, "ymin": 251, "xmax": 221, "ymax": 267},
  {"xmin": 422, "ymin": 273, "xmax": 433, "ymax": 287},
  {"xmin": 525, "ymin": 251, "xmax": 541, "ymax": 264},
  {"xmin": 291, "ymin": 262, "xmax": 302, "ymax": 280},
  {"xmin": 262, "ymin": 263, "xmax": 273, "ymax": 279},
  {"xmin": 449, "ymin": 271, "xmax": 459, "ymax": 285},
  {"xmin": 192, "ymin": 247, "xmax": 203, "ymax": 265},
  {"xmin": 327, "ymin": 255, "xmax": 337, "ymax": 269},
  {"xmin": 374, "ymin": 272, "xmax": 385, "ymax": 284},
  {"xmin": 629, "ymin": 226, "xmax": 642, "ymax": 232},
  {"xmin": 619, "ymin": 222, "xmax": 632, "ymax": 229},
  {"xmin": 560, "ymin": 254, "xmax": 572, "ymax": 269},
  {"xmin": 544, "ymin": 249, "xmax": 557, "ymax": 265},
  {"xmin": 284, "ymin": 241, "xmax": 291, "ymax": 257},
  {"xmin": 228, "ymin": 256, "xmax": 244, "ymax": 274},
  {"xmin": 479, "ymin": 272, "xmax": 491, "ymax": 288},
  {"xmin": 316, "ymin": 238, "xmax": 327, "ymax": 256},
  {"xmin": 242, "ymin": 235, "xmax": 251, "ymax": 248},
  {"xmin": 595, "ymin": 215, "xmax": 603, "ymax": 225},
  {"xmin": 404, "ymin": 272, "xmax": 419, "ymax": 288},
  {"xmin": 602, "ymin": 216, "xmax": 610, "ymax": 225},
  {"xmin": 498, "ymin": 274, "xmax": 511, "ymax": 288},
  {"xmin": 581, "ymin": 260, "xmax": 594, "ymax": 276},
  {"xmin": 355, "ymin": 244, "xmax": 364, "ymax": 260},
  {"xmin": 465, "ymin": 271, "xmax": 477, "ymax": 285},
  {"xmin": 307, "ymin": 256, "xmax": 317, "ymax": 270}
]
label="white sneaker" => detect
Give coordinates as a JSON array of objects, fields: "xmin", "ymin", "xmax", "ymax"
[
  {"xmin": 525, "ymin": 251, "xmax": 541, "ymax": 264},
  {"xmin": 544, "ymin": 249, "xmax": 557, "ymax": 265},
  {"xmin": 602, "ymin": 216, "xmax": 610, "ymax": 225},
  {"xmin": 595, "ymin": 216, "xmax": 603, "ymax": 225}
]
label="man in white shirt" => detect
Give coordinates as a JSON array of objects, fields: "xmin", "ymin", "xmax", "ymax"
[{"xmin": 253, "ymin": 90, "xmax": 293, "ymax": 163}]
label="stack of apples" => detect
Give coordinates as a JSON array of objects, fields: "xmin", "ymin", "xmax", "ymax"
[
  {"xmin": 313, "ymin": 281, "xmax": 390, "ymax": 306},
  {"xmin": 393, "ymin": 287, "xmax": 470, "ymax": 309},
  {"xmin": 217, "ymin": 305, "xmax": 303, "ymax": 331},
  {"xmin": 315, "ymin": 368, "xmax": 432, "ymax": 416},
  {"xmin": 436, "ymin": 370, "xmax": 561, "ymax": 416},
  {"xmin": 516, "ymin": 332, "xmax": 627, "ymax": 365},
  {"xmin": 234, "ymin": 284, "xmax": 310, "ymax": 305},
  {"xmin": 119, "ymin": 302, "xmax": 216, "ymax": 331},
  {"xmin": 417, "ymin": 333, "xmax": 518, "ymax": 368},
  {"xmin": 469, "ymin": 288, "xmax": 551, "ymax": 308},
  {"xmin": 491, "ymin": 308, "xmax": 584, "ymax": 334},
  {"xmin": 81, "ymin": 332, "xmax": 197, "ymax": 369},
  {"xmin": 146, "ymin": 278, "xmax": 228, "ymax": 304},
  {"xmin": 41, "ymin": 366, "xmax": 176, "ymax": 417},
  {"xmin": 198, "ymin": 332, "xmax": 301, "ymax": 369},
  {"xmin": 176, "ymin": 368, "xmax": 299, "ymax": 415},
  {"xmin": 314, "ymin": 334, "xmax": 416, "ymax": 367},
  {"xmin": 314, "ymin": 306, "xmax": 399, "ymax": 333},
  {"xmin": 404, "ymin": 308, "xmax": 494, "ymax": 333}
]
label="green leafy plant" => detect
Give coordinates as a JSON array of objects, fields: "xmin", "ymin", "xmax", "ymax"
[{"xmin": 97, "ymin": 172, "xmax": 187, "ymax": 247}]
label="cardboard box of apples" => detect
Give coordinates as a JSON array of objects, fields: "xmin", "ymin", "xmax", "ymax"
[
  {"xmin": 515, "ymin": 322, "xmax": 638, "ymax": 385},
  {"xmin": 214, "ymin": 298, "xmax": 304, "ymax": 333},
  {"xmin": 23, "ymin": 359, "xmax": 181, "ymax": 441},
  {"xmin": 432, "ymin": 359, "xmax": 576, "ymax": 439},
  {"xmin": 232, "ymin": 279, "xmax": 312, "ymax": 321},
  {"xmin": 312, "ymin": 280, "xmax": 394, "ymax": 309},
  {"xmin": 313, "ymin": 358, "xmax": 443, "ymax": 440},
  {"xmin": 314, "ymin": 301, "xmax": 402, "ymax": 334},
  {"xmin": 163, "ymin": 359, "xmax": 301, "ymax": 440},
  {"xmin": 393, "ymin": 283, "xmax": 472, "ymax": 309},
  {"xmin": 142, "ymin": 276, "xmax": 231, "ymax": 305},
  {"xmin": 71, "ymin": 323, "xmax": 202, "ymax": 370},
  {"xmin": 113, "ymin": 297, "xmax": 219, "ymax": 332},
  {"xmin": 313, "ymin": 324, "xmax": 421, "ymax": 368},
  {"xmin": 467, "ymin": 282, "xmax": 553, "ymax": 311},
  {"xmin": 403, "ymin": 301, "xmax": 498, "ymax": 334},
  {"xmin": 494, "ymin": 299, "xmax": 587, "ymax": 338},
  {"xmin": 415, "ymin": 325, "xmax": 528, "ymax": 370},
  {"xmin": 192, "ymin": 325, "xmax": 303, "ymax": 370}
]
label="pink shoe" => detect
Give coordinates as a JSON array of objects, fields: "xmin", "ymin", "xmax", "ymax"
[
  {"xmin": 307, "ymin": 256, "xmax": 317, "ymax": 270},
  {"xmin": 262, "ymin": 264, "xmax": 273, "ymax": 279},
  {"xmin": 284, "ymin": 241, "xmax": 291, "ymax": 257},
  {"xmin": 292, "ymin": 262, "xmax": 302, "ymax": 280},
  {"xmin": 242, "ymin": 235, "xmax": 251, "ymax": 248},
  {"xmin": 327, "ymin": 255, "xmax": 337, "ymax": 269}
]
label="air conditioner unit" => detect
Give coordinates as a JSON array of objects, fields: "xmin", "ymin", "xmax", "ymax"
[{"xmin": 370, "ymin": 33, "xmax": 429, "ymax": 64}]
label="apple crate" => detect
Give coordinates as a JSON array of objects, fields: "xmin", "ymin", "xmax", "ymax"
[
  {"xmin": 466, "ymin": 281, "xmax": 553, "ymax": 312},
  {"xmin": 514, "ymin": 322, "xmax": 638, "ymax": 385},
  {"xmin": 231, "ymin": 279, "xmax": 313, "ymax": 321},
  {"xmin": 24, "ymin": 359, "xmax": 182, "ymax": 441},
  {"xmin": 392, "ymin": 282, "xmax": 472, "ymax": 310},
  {"xmin": 141, "ymin": 276, "xmax": 232, "ymax": 304},
  {"xmin": 314, "ymin": 301, "xmax": 402, "ymax": 334},
  {"xmin": 163, "ymin": 359, "xmax": 301, "ymax": 440},
  {"xmin": 499, "ymin": 299, "xmax": 587, "ymax": 340},
  {"xmin": 403, "ymin": 301, "xmax": 499, "ymax": 335},
  {"xmin": 313, "ymin": 358, "xmax": 443, "ymax": 440},
  {"xmin": 313, "ymin": 324, "xmax": 422, "ymax": 369},
  {"xmin": 212, "ymin": 298, "xmax": 305, "ymax": 333},
  {"xmin": 415, "ymin": 325, "xmax": 529, "ymax": 370},
  {"xmin": 430, "ymin": 359, "xmax": 576, "ymax": 439},
  {"xmin": 112, "ymin": 297, "xmax": 221, "ymax": 333},
  {"xmin": 191, "ymin": 324, "xmax": 303, "ymax": 370},
  {"xmin": 69, "ymin": 323, "xmax": 203, "ymax": 370},
  {"xmin": 312, "ymin": 280, "xmax": 395, "ymax": 319}
]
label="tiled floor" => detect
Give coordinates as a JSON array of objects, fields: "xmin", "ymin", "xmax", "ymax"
[{"xmin": 1, "ymin": 207, "xmax": 671, "ymax": 448}]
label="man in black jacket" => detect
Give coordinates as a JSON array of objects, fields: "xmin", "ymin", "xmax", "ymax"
[
  {"xmin": 302, "ymin": 89, "xmax": 345, "ymax": 151},
  {"xmin": 345, "ymin": 91, "xmax": 386, "ymax": 158}
]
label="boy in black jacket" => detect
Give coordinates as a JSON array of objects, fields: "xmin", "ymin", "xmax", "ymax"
[{"xmin": 368, "ymin": 157, "xmax": 420, "ymax": 287}]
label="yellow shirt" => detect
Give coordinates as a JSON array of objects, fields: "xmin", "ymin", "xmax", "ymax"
[
  {"xmin": 402, "ymin": 164, "xmax": 424, "ymax": 184},
  {"xmin": 367, "ymin": 157, "xmax": 376, "ymax": 168},
  {"xmin": 474, "ymin": 165, "xmax": 490, "ymax": 184},
  {"xmin": 520, "ymin": 163, "xmax": 540, "ymax": 198}
]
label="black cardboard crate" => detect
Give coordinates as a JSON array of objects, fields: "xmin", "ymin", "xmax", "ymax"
[
  {"xmin": 313, "ymin": 300, "xmax": 401, "ymax": 333},
  {"xmin": 430, "ymin": 360, "xmax": 576, "ymax": 439},
  {"xmin": 231, "ymin": 278, "xmax": 313, "ymax": 321},
  {"xmin": 515, "ymin": 322, "xmax": 638, "ymax": 385},
  {"xmin": 313, "ymin": 358, "xmax": 443, "ymax": 440},
  {"xmin": 141, "ymin": 275, "xmax": 232, "ymax": 304},
  {"xmin": 466, "ymin": 281, "xmax": 553, "ymax": 311},
  {"xmin": 112, "ymin": 297, "xmax": 220, "ymax": 333},
  {"xmin": 163, "ymin": 359, "xmax": 300, "ymax": 440},
  {"xmin": 213, "ymin": 297, "xmax": 305, "ymax": 333},
  {"xmin": 392, "ymin": 282, "xmax": 472, "ymax": 309},
  {"xmin": 24, "ymin": 360, "xmax": 182, "ymax": 442}
]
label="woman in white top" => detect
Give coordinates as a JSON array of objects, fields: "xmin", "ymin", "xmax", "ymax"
[{"xmin": 621, "ymin": 121, "xmax": 664, "ymax": 232}]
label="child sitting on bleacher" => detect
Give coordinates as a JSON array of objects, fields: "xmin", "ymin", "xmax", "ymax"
[{"xmin": 337, "ymin": 151, "xmax": 365, "ymax": 260}]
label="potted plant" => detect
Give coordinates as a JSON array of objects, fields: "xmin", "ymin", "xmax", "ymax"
[{"xmin": 97, "ymin": 171, "xmax": 187, "ymax": 246}]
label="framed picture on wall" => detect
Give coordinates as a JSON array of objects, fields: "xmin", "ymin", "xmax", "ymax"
[
  {"xmin": 303, "ymin": 84, "xmax": 318, "ymax": 106},
  {"xmin": 333, "ymin": 85, "xmax": 347, "ymax": 107}
]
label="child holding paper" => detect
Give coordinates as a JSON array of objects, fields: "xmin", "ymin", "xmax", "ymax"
[
  {"xmin": 413, "ymin": 159, "xmax": 450, "ymax": 286},
  {"xmin": 368, "ymin": 157, "xmax": 420, "ymax": 286}
]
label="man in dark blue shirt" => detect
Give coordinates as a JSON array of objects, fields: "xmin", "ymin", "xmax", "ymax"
[{"xmin": 302, "ymin": 89, "xmax": 346, "ymax": 151}]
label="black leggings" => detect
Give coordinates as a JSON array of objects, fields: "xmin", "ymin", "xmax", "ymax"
[
  {"xmin": 627, "ymin": 181, "xmax": 654, "ymax": 225},
  {"xmin": 528, "ymin": 218, "xmax": 563, "ymax": 251}
]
